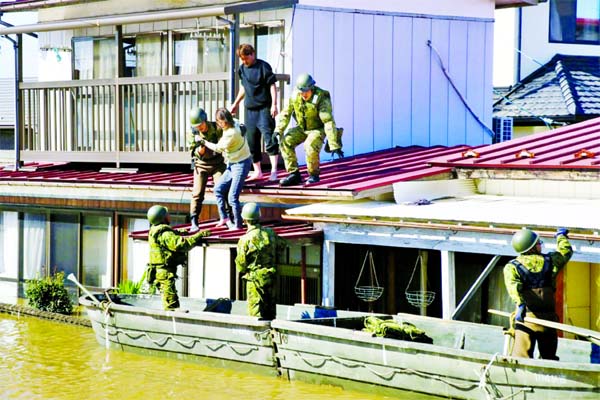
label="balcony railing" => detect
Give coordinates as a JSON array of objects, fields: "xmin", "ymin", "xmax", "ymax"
[{"xmin": 18, "ymin": 73, "xmax": 289, "ymax": 165}]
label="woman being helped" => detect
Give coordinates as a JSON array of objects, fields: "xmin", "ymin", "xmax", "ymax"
[{"xmin": 196, "ymin": 108, "xmax": 251, "ymax": 229}]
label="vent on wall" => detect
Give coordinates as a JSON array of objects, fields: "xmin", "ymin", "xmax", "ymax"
[{"xmin": 492, "ymin": 117, "xmax": 513, "ymax": 143}]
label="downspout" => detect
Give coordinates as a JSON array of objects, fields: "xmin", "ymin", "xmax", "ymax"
[
  {"xmin": 516, "ymin": 7, "xmax": 522, "ymax": 83},
  {"xmin": 0, "ymin": 17, "xmax": 38, "ymax": 171},
  {"xmin": 217, "ymin": 15, "xmax": 239, "ymax": 105}
]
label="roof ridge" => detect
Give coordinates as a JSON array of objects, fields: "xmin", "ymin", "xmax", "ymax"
[{"xmin": 554, "ymin": 58, "xmax": 580, "ymax": 116}]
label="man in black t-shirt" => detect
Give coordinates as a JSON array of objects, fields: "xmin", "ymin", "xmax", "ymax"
[{"xmin": 230, "ymin": 44, "xmax": 279, "ymax": 182}]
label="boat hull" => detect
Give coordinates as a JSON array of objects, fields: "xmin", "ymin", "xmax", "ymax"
[{"xmin": 271, "ymin": 314, "xmax": 600, "ymax": 400}]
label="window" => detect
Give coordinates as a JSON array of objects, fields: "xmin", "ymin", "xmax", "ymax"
[
  {"xmin": 550, "ymin": 0, "xmax": 600, "ymax": 44},
  {"xmin": 73, "ymin": 37, "xmax": 117, "ymax": 79},
  {"xmin": 0, "ymin": 212, "xmax": 19, "ymax": 278},
  {"xmin": 82, "ymin": 215, "xmax": 112, "ymax": 288},
  {"xmin": 174, "ymin": 30, "xmax": 230, "ymax": 75}
]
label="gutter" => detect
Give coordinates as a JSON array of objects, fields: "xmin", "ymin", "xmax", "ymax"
[
  {"xmin": 0, "ymin": 0, "xmax": 297, "ymax": 35},
  {"xmin": 282, "ymin": 214, "xmax": 600, "ymax": 242}
]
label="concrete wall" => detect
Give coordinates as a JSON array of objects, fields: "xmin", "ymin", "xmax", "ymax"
[{"xmin": 495, "ymin": 2, "xmax": 600, "ymax": 86}]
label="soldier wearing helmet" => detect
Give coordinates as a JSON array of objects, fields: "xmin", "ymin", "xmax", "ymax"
[
  {"xmin": 188, "ymin": 106, "xmax": 226, "ymax": 232},
  {"xmin": 146, "ymin": 205, "xmax": 211, "ymax": 310},
  {"xmin": 235, "ymin": 203, "xmax": 287, "ymax": 320},
  {"xmin": 503, "ymin": 227, "xmax": 573, "ymax": 360},
  {"xmin": 276, "ymin": 73, "xmax": 344, "ymax": 187}
]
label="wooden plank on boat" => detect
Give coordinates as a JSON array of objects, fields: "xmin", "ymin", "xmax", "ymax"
[{"xmin": 488, "ymin": 309, "xmax": 600, "ymax": 346}]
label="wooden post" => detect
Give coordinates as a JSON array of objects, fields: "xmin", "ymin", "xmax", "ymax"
[
  {"xmin": 386, "ymin": 251, "xmax": 396, "ymax": 314},
  {"xmin": 419, "ymin": 250, "xmax": 428, "ymax": 316},
  {"xmin": 300, "ymin": 246, "xmax": 307, "ymax": 304},
  {"xmin": 441, "ymin": 250, "xmax": 456, "ymax": 319}
]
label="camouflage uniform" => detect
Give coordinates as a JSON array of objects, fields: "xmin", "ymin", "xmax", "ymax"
[
  {"xmin": 188, "ymin": 122, "xmax": 226, "ymax": 217},
  {"xmin": 275, "ymin": 87, "xmax": 340, "ymax": 176},
  {"xmin": 148, "ymin": 224, "xmax": 210, "ymax": 310},
  {"xmin": 235, "ymin": 223, "xmax": 287, "ymax": 319},
  {"xmin": 503, "ymin": 234, "xmax": 572, "ymax": 359}
]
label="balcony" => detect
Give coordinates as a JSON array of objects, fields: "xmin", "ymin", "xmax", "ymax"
[
  {"xmin": 495, "ymin": 0, "xmax": 547, "ymax": 8},
  {"xmin": 16, "ymin": 73, "xmax": 289, "ymax": 166}
]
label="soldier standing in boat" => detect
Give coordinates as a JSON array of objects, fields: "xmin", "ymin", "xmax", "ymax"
[
  {"xmin": 147, "ymin": 205, "xmax": 211, "ymax": 311},
  {"xmin": 235, "ymin": 203, "xmax": 287, "ymax": 320},
  {"xmin": 503, "ymin": 227, "xmax": 573, "ymax": 359}
]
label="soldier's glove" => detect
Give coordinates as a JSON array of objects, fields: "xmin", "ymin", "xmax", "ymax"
[
  {"xmin": 515, "ymin": 304, "xmax": 526, "ymax": 323},
  {"xmin": 331, "ymin": 149, "xmax": 344, "ymax": 159},
  {"xmin": 555, "ymin": 228, "xmax": 569, "ymax": 238},
  {"xmin": 273, "ymin": 131, "xmax": 282, "ymax": 145},
  {"xmin": 192, "ymin": 229, "xmax": 211, "ymax": 245},
  {"xmin": 197, "ymin": 138, "xmax": 206, "ymax": 146}
]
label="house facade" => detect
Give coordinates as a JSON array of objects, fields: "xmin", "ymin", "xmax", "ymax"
[
  {"xmin": 0, "ymin": 0, "xmax": 555, "ymax": 323},
  {"xmin": 493, "ymin": 0, "xmax": 600, "ymax": 138}
]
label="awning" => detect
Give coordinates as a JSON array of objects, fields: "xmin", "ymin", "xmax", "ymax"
[
  {"xmin": 130, "ymin": 219, "xmax": 323, "ymax": 245},
  {"xmin": 0, "ymin": 0, "xmax": 297, "ymax": 35},
  {"xmin": 283, "ymin": 195, "xmax": 600, "ymax": 239}
]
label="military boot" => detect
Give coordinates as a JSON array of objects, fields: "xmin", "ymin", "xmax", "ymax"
[
  {"xmin": 279, "ymin": 171, "xmax": 302, "ymax": 187},
  {"xmin": 332, "ymin": 149, "xmax": 344, "ymax": 159},
  {"xmin": 306, "ymin": 175, "xmax": 320, "ymax": 184},
  {"xmin": 190, "ymin": 215, "xmax": 199, "ymax": 233}
]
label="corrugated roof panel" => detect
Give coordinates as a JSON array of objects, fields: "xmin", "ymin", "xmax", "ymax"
[
  {"xmin": 130, "ymin": 220, "xmax": 323, "ymax": 244},
  {"xmin": 0, "ymin": 145, "xmax": 468, "ymax": 199},
  {"xmin": 430, "ymin": 117, "xmax": 600, "ymax": 169}
]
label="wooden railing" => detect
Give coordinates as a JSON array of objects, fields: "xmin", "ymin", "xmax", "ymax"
[{"xmin": 18, "ymin": 73, "xmax": 290, "ymax": 165}]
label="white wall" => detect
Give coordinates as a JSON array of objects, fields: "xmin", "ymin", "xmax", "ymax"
[
  {"xmin": 493, "ymin": 8, "xmax": 517, "ymax": 87},
  {"xmin": 509, "ymin": 2, "xmax": 600, "ymax": 83},
  {"xmin": 299, "ymin": 0, "xmax": 495, "ymax": 19}
]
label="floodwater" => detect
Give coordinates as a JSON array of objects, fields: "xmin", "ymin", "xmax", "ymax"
[{"xmin": 0, "ymin": 313, "xmax": 440, "ymax": 400}]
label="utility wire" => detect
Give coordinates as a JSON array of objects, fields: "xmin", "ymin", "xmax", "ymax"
[{"xmin": 427, "ymin": 40, "xmax": 494, "ymax": 138}]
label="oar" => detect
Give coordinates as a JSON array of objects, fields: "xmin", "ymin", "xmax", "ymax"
[
  {"xmin": 489, "ymin": 309, "xmax": 600, "ymax": 346},
  {"xmin": 67, "ymin": 273, "xmax": 101, "ymax": 306}
]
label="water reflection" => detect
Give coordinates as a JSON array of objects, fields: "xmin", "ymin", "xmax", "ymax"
[{"xmin": 1, "ymin": 313, "xmax": 437, "ymax": 399}]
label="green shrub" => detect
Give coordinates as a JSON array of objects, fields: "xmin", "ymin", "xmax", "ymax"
[
  {"xmin": 116, "ymin": 279, "xmax": 142, "ymax": 294},
  {"xmin": 25, "ymin": 271, "xmax": 73, "ymax": 315}
]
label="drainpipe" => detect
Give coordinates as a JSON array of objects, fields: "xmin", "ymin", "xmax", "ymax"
[
  {"xmin": 217, "ymin": 15, "xmax": 239, "ymax": 105},
  {"xmin": 0, "ymin": 17, "xmax": 37, "ymax": 171}
]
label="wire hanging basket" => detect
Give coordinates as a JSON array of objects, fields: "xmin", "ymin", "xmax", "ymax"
[
  {"xmin": 354, "ymin": 249, "xmax": 384, "ymax": 302},
  {"xmin": 405, "ymin": 254, "xmax": 436, "ymax": 308}
]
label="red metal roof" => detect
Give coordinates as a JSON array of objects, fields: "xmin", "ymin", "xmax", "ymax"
[
  {"xmin": 430, "ymin": 117, "xmax": 600, "ymax": 169},
  {"xmin": 0, "ymin": 145, "xmax": 469, "ymax": 199},
  {"xmin": 130, "ymin": 220, "xmax": 322, "ymax": 244}
]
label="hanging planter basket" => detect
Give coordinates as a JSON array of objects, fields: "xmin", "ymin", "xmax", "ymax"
[
  {"xmin": 354, "ymin": 249, "xmax": 384, "ymax": 303},
  {"xmin": 404, "ymin": 254, "xmax": 436, "ymax": 308}
]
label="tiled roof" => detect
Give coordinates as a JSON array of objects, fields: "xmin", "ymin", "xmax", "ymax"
[
  {"xmin": 494, "ymin": 54, "xmax": 600, "ymax": 122},
  {"xmin": 130, "ymin": 220, "xmax": 322, "ymax": 244},
  {"xmin": 429, "ymin": 116, "xmax": 600, "ymax": 169},
  {"xmin": 0, "ymin": 145, "xmax": 470, "ymax": 200}
]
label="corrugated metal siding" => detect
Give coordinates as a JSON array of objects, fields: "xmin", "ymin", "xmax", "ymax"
[{"xmin": 291, "ymin": 7, "xmax": 493, "ymax": 158}]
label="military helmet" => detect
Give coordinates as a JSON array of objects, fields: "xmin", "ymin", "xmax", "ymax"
[
  {"xmin": 295, "ymin": 73, "xmax": 316, "ymax": 92},
  {"xmin": 241, "ymin": 202, "xmax": 260, "ymax": 221},
  {"xmin": 147, "ymin": 205, "xmax": 169, "ymax": 225},
  {"xmin": 511, "ymin": 228, "xmax": 540, "ymax": 254},
  {"xmin": 189, "ymin": 107, "xmax": 208, "ymax": 126}
]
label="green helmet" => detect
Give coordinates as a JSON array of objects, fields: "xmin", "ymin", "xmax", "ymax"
[
  {"xmin": 147, "ymin": 205, "xmax": 169, "ymax": 225},
  {"xmin": 295, "ymin": 73, "xmax": 316, "ymax": 92},
  {"xmin": 189, "ymin": 107, "xmax": 207, "ymax": 126},
  {"xmin": 511, "ymin": 228, "xmax": 539, "ymax": 254},
  {"xmin": 241, "ymin": 202, "xmax": 260, "ymax": 221}
]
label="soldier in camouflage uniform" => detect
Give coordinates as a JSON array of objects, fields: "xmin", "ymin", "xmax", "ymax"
[
  {"xmin": 276, "ymin": 73, "xmax": 344, "ymax": 186},
  {"xmin": 503, "ymin": 228, "xmax": 572, "ymax": 360},
  {"xmin": 188, "ymin": 107, "xmax": 226, "ymax": 232},
  {"xmin": 147, "ymin": 205, "xmax": 211, "ymax": 310},
  {"xmin": 235, "ymin": 203, "xmax": 287, "ymax": 320}
]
